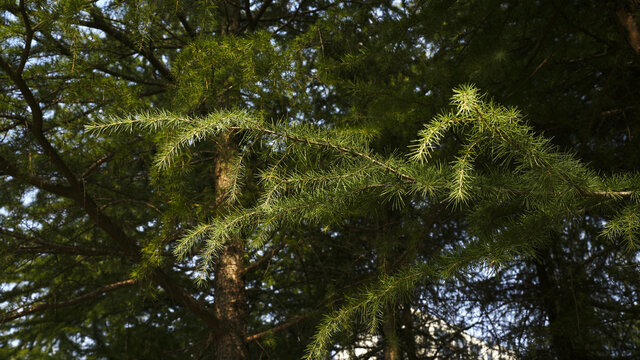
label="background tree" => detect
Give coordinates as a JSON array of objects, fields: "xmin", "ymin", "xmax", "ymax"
[{"xmin": 287, "ymin": 1, "xmax": 640, "ymax": 358}]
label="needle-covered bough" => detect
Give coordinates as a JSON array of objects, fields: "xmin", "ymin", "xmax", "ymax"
[{"xmin": 87, "ymin": 85, "xmax": 640, "ymax": 359}]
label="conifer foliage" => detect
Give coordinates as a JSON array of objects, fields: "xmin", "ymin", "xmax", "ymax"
[
  {"xmin": 90, "ymin": 85, "xmax": 640, "ymax": 357},
  {"xmin": 2, "ymin": 0, "xmax": 640, "ymax": 359}
]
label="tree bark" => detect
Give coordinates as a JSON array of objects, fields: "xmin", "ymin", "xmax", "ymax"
[
  {"xmin": 211, "ymin": 133, "xmax": 248, "ymax": 360},
  {"xmin": 534, "ymin": 247, "xmax": 592, "ymax": 360},
  {"xmin": 382, "ymin": 306, "xmax": 401, "ymax": 360},
  {"xmin": 400, "ymin": 304, "xmax": 418, "ymax": 360},
  {"xmin": 213, "ymin": 240, "xmax": 247, "ymax": 360},
  {"xmin": 208, "ymin": 2, "xmax": 249, "ymax": 358}
]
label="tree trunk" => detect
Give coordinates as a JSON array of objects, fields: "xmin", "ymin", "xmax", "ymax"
[
  {"xmin": 382, "ymin": 306, "xmax": 401, "ymax": 360},
  {"xmin": 377, "ymin": 213, "xmax": 404, "ymax": 360},
  {"xmin": 534, "ymin": 247, "xmax": 592, "ymax": 360},
  {"xmin": 400, "ymin": 304, "xmax": 417, "ymax": 360},
  {"xmin": 211, "ymin": 134, "xmax": 247, "ymax": 360},
  {"xmin": 210, "ymin": 3, "xmax": 247, "ymax": 358},
  {"xmin": 213, "ymin": 240, "xmax": 247, "ymax": 360}
]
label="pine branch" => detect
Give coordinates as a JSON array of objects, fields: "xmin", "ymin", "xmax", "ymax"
[
  {"xmin": 0, "ymin": 154, "xmax": 74, "ymax": 198},
  {"xmin": 410, "ymin": 112, "xmax": 456, "ymax": 163},
  {"xmin": 83, "ymin": 6, "xmax": 174, "ymax": 81},
  {"xmin": 448, "ymin": 137, "xmax": 485, "ymax": 205},
  {"xmin": 250, "ymin": 123, "xmax": 417, "ymax": 182},
  {"xmin": 602, "ymin": 205, "xmax": 640, "ymax": 249},
  {"xmin": 242, "ymin": 243, "xmax": 285, "ymax": 276},
  {"xmin": 246, "ymin": 312, "xmax": 310, "ymax": 342},
  {"xmin": 17, "ymin": 0, "xmax": 34, "ymax": 74},
  {"xmin": 85, "ymin": 84, "xmax": 640, "ymax": 356},
  {"xmin": 304, "ymin": 264, "xmax": 431, "ymax": 359},
  {"xmin": 0, "ymin": 279, "xmax": 136, "ymax": 323},
  {"xmin": 0, "ymin": 228, "xmax": 128, "ymax": 257},
  {"xmin": 86, "ymin": 112, "xmax": 193, "ymax": 135}
]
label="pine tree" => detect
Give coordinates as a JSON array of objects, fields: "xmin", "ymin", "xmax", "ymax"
[
  {"xmin": 2, "ymin": 1, "xmax": 640, "ymax": 359},
  {"xmin": 0, "ymin": 1, "xmax": 351, "ymax": 358}
]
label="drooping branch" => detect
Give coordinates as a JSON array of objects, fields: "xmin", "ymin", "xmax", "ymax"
[
  {"xmin": 0, "ymin": 279, "xmax": 136, "ymax": 323},
  {"xmin": 83, "ymin": 6, "xmax": 174, "ymax": 81},
  {"xmin": 17, "ymin": 0, "xmax": 34, "ymax": 74},
  {"xmin": 0, "ymin": 154, "xmax": 74, "ymax": 198},
  {"xmin": 247, "ymin": 124, "xmax": 418, "ymax": 183},
  {"xmin": 0, "ymin": 55, "xmax": 82, "ymax": 188},
  {"xmin": 0, "ymin": 228, "xmax": 128, "ymax": 257},
  {"xmin": 80, "ymin": 152, "xmax": 115, "ymax": 180},
  {"xmin": 93, "ymin": 65, "xmax": 173, "ymax": 87},
  {"xmin": 246, "ymin": 313, "xmax": 310, "ymax": 342}
]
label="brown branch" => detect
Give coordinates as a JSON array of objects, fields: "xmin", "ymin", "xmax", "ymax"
[
  {"xmin": 246, "ymin": 283, "xmax": 355, "ymax": 342},
  {"xmin": 585, "ymin": 190, "xmax": 635, "ymax": 198},
  {"xmin": 150, "ymin": 270, "xmax": 223, "ymax": 336},
  {"xmin": 97, "ymin": 197, "xmax": 162, "ymax": 215},
  {"xmin": 0, "ymin": 153, "xmax": 140, "ymax": 255},
  {"xmin": 246, "ymin": 0, "xmax": 273, "ymax": 32},
  {"xmin": 244, "ymin": 0, "xmax": 254, "ymax": 29},
  {"xmin": 177, "ymin": 13, "xmax": 196, "ymax": 38},
  {"xmin": 70, "ymin": 193, "xmax": 224, "ymax": 334},
  {"xmin": 253, "ymin": 0, "xmax": 274, "ymax": 22},
  {"xmin": 0, "ymin": 113, "xmax": 28, "ymax": 124},
  {"xmin": 0, "ymin": 279, "xmax": 136, "ymax": 323},
  {"xmin": 0, "ymin": 116, "xmax": 221, "ymax": 337},
  {"xmin": 600, "ymin": 106, "xmax": 637, "ymax": 117},
  {"xmin": 0, "ymin": 154, "xmax": 74, "ymax": 198},
  {"xmin": 14, "ymin": 245, "xmax": 125, "ymax": 257},
  {"xmin": 0, "ymin": 55, "xmax": 81, "ymax": 188},
  {"xmin": 242, "ymin": 243, "xmax": 284, "ymax": 276},
  {"xmin": 17, "ymin": 0, "xmax": 33, "ymax": 73},
  {"xmin": 246, "ymin": 313, "xmax": 311, "ymax": 342},
  {"xmin": 93, "ymin": 65, "xmax": 172, "ymax": 87},
  {"xmin": 0, "ymin": 51, "xmax": 143, "ymax": 254},
  {"xmin": 0, "ymin": 57, "xmax": 43, "ymax": 124},
  {"xmin": 483, "ymin": 184, "xmax": 635, "ymax": 199},
  {"xmin": 83, "ymin": 7, "xmax": 174, "ymax": 81},
  {"xmin": 0, "ymin": 228, "xmax": 127, "ymax": 257},
  {"xmin": 234, "ymin": 124, "xmax": 417, "ymax": 182},
  {"xmin": 505, "ymin": 53, "xmax": 553, "ymax": 100},
  {"xmin": 0, "ymin": 160, "xmax": 223, "ymax": 333},
  {"xmin": 81, "ymin": 152, "xmax": 115, "ymax": 180},
  {"xmin": 33, "ymin": 32, "xmax": 159, "ymax": 88},
  {"xmin": 0, "ymin": 120, "xmax": 23, "ymax": 135},
  {"xmin": 473, "ymin": 112, "xmax": 636, "ymax": 199}
]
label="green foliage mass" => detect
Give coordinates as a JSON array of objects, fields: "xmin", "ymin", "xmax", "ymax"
[
  {"xmin": 2, "ymin": 0, "xmax": 640, "ymax": 359},
  {"xmin": 92, "ymin": 85, "xmax": 640, "ymax": 357}
]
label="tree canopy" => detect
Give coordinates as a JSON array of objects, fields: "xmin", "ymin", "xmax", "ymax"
[{"xmin": 1, "ymin": 1, "xmax": 639, "ymax": 359}]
